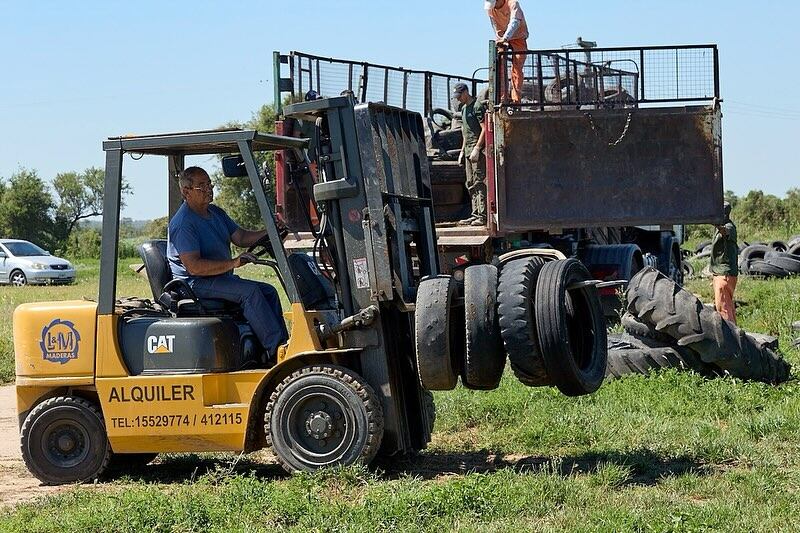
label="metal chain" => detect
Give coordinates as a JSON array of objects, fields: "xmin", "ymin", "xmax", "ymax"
[{"xmin": 584, "ymin": 111, "xmax": 633, "ymax": 147}]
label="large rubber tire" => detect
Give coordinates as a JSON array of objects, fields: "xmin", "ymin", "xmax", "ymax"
[
  {"xmin": 682, "ymin": 260, "xmax": 695, "ymax": 280},
  {"xmin": 415, "ymin": 276, "xmax": 462, "ymax": 390},
  {"xmin": 695, "ymin": 240, "xmax": 712, "ymax": 254},
  {"xmin": 463, "ymin": 265, "xmax": 504, "ymax": 390},
  {"xmin": 422, "ymin": 389, "xmax": 436, "ymax": 436},
  {"xmin": 497, "ymin": 257, "xmax": 549, "ymax": 386},
  {"xmin": 789, "ymin": 243, "xmax": 800, "ymax": 256},
  {"xmin": 606, "ymin": 333, "xmax": 712, "ymax": 379},
  {"xmin": 535, "ymin": 259, "xmax": 608, "ymax": 396},
  {"xmin": 739, "ymin": 244, "xmax": 771, "ymax": 265},
  {"xmin": 626, "ymin": 267, "xmax": 791, "ymax": 383},
  {"xmin": 748, "ymin": 260, "xmax": 790, "ymax": 278},
  {"xmin": 265, "ymin": 365, "xmax": 383, "ymax": 473},
  {"xmin": 770, "ymin": 240, "xmax": 789, "ymax": 253},
  {"xmin": 621, "ymin": 312, "xmax": 672, "ymax": 343},
  {"xmin": 763, "ymin": 252, "xmax": 800, "ymax": 274},
  {"xmin": 20, "ymin": 396, "xmax": 111, "ymax": 485}
]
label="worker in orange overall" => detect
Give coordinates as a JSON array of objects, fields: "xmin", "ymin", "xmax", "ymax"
[
  {"xmin": 710, "ymin": 202, "xmax": 739, "ymax": 324},
  {"xmin": 485, "ymin": 0, "xmax": 529, "ymax": 103}
]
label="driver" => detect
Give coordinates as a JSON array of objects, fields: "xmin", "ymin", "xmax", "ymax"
[{"xmin": 167, "ymin": 166, "xmax": 289, "ymax": 361}]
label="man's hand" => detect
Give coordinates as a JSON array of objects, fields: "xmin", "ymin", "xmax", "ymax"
[
  {"xmin": 458, "ymin": 150, "xmax": 465, "ymax": 167},
  {"xmin": 469, "ymin": 147, "xmax": 481, "ymax": 163},
  {"xmin": 497, "ymin": 38, "xmax": 508, "ymax": 48},
  {"xmin": 233, "ymin": 252, "xmax": 258, "ymax": 268}
]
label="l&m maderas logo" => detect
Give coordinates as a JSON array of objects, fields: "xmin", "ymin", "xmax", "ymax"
[{"xmin": 39, "ymin": 319, "xmax": 81, "ymax": 364}]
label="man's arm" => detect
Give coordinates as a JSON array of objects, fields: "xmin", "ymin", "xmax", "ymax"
[
  {"xmin": 179, "ymin": 251, "xmax": 254, "ymax": 277},
  {"xmin": 231, "ymin": 228, "xmax": 267, "ymax": 248}
]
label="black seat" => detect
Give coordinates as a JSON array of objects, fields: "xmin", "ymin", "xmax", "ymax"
[
  {"xmin": 287, "ymin": 253, "xmax": 337, "ymax": 310},
  {"xmin": 138, "ymin": 240, "xmax": 241, "ymax": 316}
]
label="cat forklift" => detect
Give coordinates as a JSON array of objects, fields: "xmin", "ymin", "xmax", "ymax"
[{"xmin": 13, "ymin": 99, "xmax": 444, "ymax": 484}]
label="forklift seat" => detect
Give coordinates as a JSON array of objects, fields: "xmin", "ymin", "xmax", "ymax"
[{"xmin": 138, "ymin": 240, "xmax": 241, "ymax": 316}]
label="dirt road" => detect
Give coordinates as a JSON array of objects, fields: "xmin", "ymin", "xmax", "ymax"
[{"xmin": 0, "ymin": 385, "xmax": 69, "ymax": 507}]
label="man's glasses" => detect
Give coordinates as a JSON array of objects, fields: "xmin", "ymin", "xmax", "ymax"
[{"xmin": 187, "ymin": 183, "xmax": 213, "ymax": 192}]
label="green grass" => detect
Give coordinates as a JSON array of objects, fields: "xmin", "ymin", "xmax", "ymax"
[{"xmin": 1, "ymin": 270, "xmax": 799, "ymax": 531}]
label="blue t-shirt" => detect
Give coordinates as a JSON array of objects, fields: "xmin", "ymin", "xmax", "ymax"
[{"xmin": 167, "ymin": 202, "xmax": 240, "ymax": 281}]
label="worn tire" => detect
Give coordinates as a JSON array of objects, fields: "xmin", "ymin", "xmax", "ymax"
[
  {"xmin": 789, "ymin": 243, "xmax": 800, "ymax": 256},
  {"xmin": 748, "ymin": 260, "xmax": 790, "ymax": 278},
  {"xmin": 682, "ymin": 260, "xmax": 695, "ymax": 280},
  {"xmin": 763, "ymin": 252, "xmax": 800, "ymax": 274},
  {"xmin": 535, "ymin": 259, "xmax": 608, "ymax": 396},
  {"xmin": 621, "ymin": 312, "xmax": 672, "ymax": 343},
  {"xmin": 606, "ymin": 333, "xmax": 712, "ymax": 379},
  {"xmin": 626, "ymin": 267, "xmax": 791, "ymax": 383},
  {"xmin": 769, "ymin": 240, "xmax": 789, "ymax": 253},
  {"xmin": 739, "ymin": 244, "xmax": 770, "ymax": 264},
  {"xmin": 20, "ymin": 396, "xmax": 112, "ymax": 485},
  {"xmin": 498, "ymin": 257, "xmax": 549, "ymax": 386},
  {"xmin": 695, "ymin": 241, "xmax": 712, "ymax": 254},
  {"xmin": 265, "ymin": 365, "xmax": 383, "ymax": 473},
  {"xmin": 415, "ymin": 276, "xmax": 461, "ymax": 390},
  {"xmin": 463, "ymin": 265, "xmax": 504, "ymax": 390}
]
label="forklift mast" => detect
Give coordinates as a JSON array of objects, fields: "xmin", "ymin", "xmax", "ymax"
[{"xmin": 284, "ymin": 97, "xmax": 439, "ymax": 454}]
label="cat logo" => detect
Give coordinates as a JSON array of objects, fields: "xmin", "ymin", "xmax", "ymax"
[{"xmin": 147, "ymin": 335, "xmax": 176, "ymax": 354}]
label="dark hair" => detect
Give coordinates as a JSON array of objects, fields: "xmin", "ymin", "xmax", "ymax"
[{"xmin": 179, "ymin": 166, "xmax": 208, "ymax": 189}]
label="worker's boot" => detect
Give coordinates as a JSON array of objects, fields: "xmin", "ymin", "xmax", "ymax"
[
  {"xmin": 470, "ymin": 217, "xmax": 487, "ymax": 227},
  {"xmin": 458, "ymin": 216, "xmax": 476, "ymax": 226}
]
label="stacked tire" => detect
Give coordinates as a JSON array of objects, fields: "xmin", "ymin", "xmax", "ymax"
[
  {"xmin": 415, "ymin": 258, "xmax": 608, "ymax": 397},
  {"xmin": 606, "ymin": 267, "xmax": 791, "ymax": 384}
]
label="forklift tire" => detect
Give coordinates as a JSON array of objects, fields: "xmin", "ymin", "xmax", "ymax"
[
  {"xmin": 498, "ymin": 257, "xmax": 550, "ymax": 386},
  {"xmin": 415, "ymin": 276, "xmax": 462, "ymax": 390},
  {"xmin": 463, "ymin": 265, "xmax": 504, "ymax": 390},
  {"xmin": 20, "ymin": 396, "xmax": 111, "ymax": 485},
  {"xmin": 265, "ymin": 365, "xmax": 383, "ymax": 473},
  {"xmin": 535, "ymin": 259, "xmax": 608, "ymax": 396}
]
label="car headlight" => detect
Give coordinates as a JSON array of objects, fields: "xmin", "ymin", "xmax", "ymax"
[{"xmin": 31, "ymin": 262, "xmax": 48, "ymax": 270}]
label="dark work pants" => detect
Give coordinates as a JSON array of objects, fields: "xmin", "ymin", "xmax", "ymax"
[{"xmin": 190, "ymin": 275, "xmax": 289, "ymax": 356}]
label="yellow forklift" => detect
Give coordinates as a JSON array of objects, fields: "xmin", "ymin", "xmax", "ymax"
[{"xmin": 14, "ymin": 98, "xmax": 607, "ymax": 485}]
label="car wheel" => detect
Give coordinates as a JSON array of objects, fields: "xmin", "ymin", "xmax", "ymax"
[{"xmin": 10, "ymin": 270, "xmax": 27, "ymax": 286}]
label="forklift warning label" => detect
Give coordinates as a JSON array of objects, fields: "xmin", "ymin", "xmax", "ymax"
[
  {"xmin": 353, "ymin": 257, "xmax": 369, "ymax": 289},
  {"xmin": 39, "ymin": 319, "xmax": 81, "ymax": 364},
  {"xmin": 108, "ymin": 384, "xmax": 195, "ymax": 403}
]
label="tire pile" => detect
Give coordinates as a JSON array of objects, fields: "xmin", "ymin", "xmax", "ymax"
[
  {"xmin": 689, "ymin": 235, "xmax": 800, "ymax": 279},
  {"xmin": 606, "ymin": 267, "xmax": 791, "ymax": 384}
]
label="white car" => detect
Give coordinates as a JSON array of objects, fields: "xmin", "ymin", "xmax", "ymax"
[{"xmin": 0, "ymin": 239, "xmax": 76, "ymax": 286}]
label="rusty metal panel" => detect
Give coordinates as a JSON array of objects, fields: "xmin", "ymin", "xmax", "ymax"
[{"xmin": 495, "ymin": 105, "xmax": 724, "ymax": 232}]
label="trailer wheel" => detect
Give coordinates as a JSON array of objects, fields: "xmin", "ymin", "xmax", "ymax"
[
  {"xmin": 20, "ymin": 396, "xmax": 111, "ymax": 485},
  {"xmin": 462, "ymin": 265, "xmax": 504, "ymax": 390},
  {"xmin": 265, "ymin": 365, "xmax": 383, "ymax": 473},
  {"xmin": 606, "ymin": 333, "xmax": 713, "ymax": 379},
  {"xmin": 498, "ymin": 257, "xmax": 550, "ymax": 386},
  {"xmin": 415, "ymin": 276, "xmax": 462, "ymax": 390},
  {"xmin": 535, "ymin": 259, "xmax": 608, "ymax": 396}
]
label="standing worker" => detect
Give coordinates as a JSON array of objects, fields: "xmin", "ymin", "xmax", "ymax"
[
  {"xmin": 454, "ymin": 83, "xmax": 487, "ymax": 226},
  {"xmin": 710, "ymin": 202, "xmax": 739, "ymax": 324},
  {"xmin": 485, "ymin": 0, "xmax": 529, "ymax": 103}
]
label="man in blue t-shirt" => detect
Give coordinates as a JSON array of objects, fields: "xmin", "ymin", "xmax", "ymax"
[{"xmin": 167, "ymin": 166, "xmax": 288, "ymax": 359}]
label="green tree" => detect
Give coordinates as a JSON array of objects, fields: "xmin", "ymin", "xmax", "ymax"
[
  {"xmin": 52, "ymin": 167, "xmax": 131, "ymax": 247},
  {"xmin": 0, "ymin": 169, "xmax": 56, "ymax": 248},
  {"xmin": 144, "ymin": 216, "xmax": 168, "ymax": 239},
  {"xmin": 212, "ymin": 103, "xmax": 278, "ymax": 228}
]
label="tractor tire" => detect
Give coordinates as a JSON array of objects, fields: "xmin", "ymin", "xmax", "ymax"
[
  {"xmin": 739, "ymin": 244, "xmax": 771, "ymax": 265},
  {"xmin": 770, "ymin": 240, "xmax": 789, "ymax": 253},
  {"xmin": 535, "ymin": 259, "xmax": 608, "ymax": 396},
  {"xmin": 748, "ymin": 260, "xmax": 790, "ymax": 278},
  {"xmin": 763, "ymin": 252, "xmax": 800, "ymax": 274},
  {"xmin": 415, "ymin": 276, "xmax": 462, "ymax": 390},
  {"xmin": 606, "ymin": 333, "xmax": 712, "ymax": 379},
  {"xmin": 462, "ymin": 264, "xmax": 505, "ymax": 390},
  {"xmin": 621, "ymin": 312, "xmax": 672, "ymax": 343},
  {"xmin": 497, "ymin": 257, "xmax": 549, "ymax": 386},
  {"xmin": 626, "ymin": 267, "xmax": 791, "ymax": 383},
  {"xmin": 695, "ymin": 241, "xmax": 712, "ymax": 254},
  {"xmin": 20, "ymin": 396, "xmax": 112, "ymax": 485},
  {"xmin": 789, "ymin": 243, "xmax": 800, "ymax": 256},
  {"xmin": 265, "ymin": 365, "xmax": 383, "ymax": 473}
]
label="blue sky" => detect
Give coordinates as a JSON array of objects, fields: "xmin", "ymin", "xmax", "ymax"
[{"xmin": 1, "ymin": 0, "xmax": 798, "ymax": 220}]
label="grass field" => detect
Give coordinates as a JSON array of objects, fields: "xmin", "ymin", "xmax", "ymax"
[{"xmin": 1, "ymin": 263, "xmax": 799, "ymax": 531}]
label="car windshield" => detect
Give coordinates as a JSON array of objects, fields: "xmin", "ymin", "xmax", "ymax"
[{"xmin": 3, "ymin": 241, "xmax": 47, "ymax": 257}]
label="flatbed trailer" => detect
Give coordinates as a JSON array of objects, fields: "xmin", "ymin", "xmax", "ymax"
[{"xmin": 272, "ymin": 44, "xmax": 723, "ymax": 305}]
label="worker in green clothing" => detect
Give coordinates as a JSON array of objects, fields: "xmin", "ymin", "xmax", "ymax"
[
  {"xmin": 710, "ymin": 201, "xmax": 739, "ymax": 323},
  {"xmin": 454, "ymin": 82, "xmax": 488, "ymax": 226}
]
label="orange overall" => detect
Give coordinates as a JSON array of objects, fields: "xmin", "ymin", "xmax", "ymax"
[{"xmin": 487, "ymin": 0, "xmax": 529, "ymax": 102}]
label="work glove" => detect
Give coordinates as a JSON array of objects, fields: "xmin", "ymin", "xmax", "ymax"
[
  {"xmin": 469, "ymin": 147, "xmax": 481, "ymax": 163},
  {"xmin": 458, "ymin": 150, "xmax": 465, "ymax": 166}
]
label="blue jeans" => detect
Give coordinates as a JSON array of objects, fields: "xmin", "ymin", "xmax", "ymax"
[{"xmin": 189, "ymin": 275, "xmax": 289, "ymax": 356}]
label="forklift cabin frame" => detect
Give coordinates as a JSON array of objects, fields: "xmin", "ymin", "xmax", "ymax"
[{"xmin": 99, "ymin": 129, "xmax": 308, "ymax": 315}]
